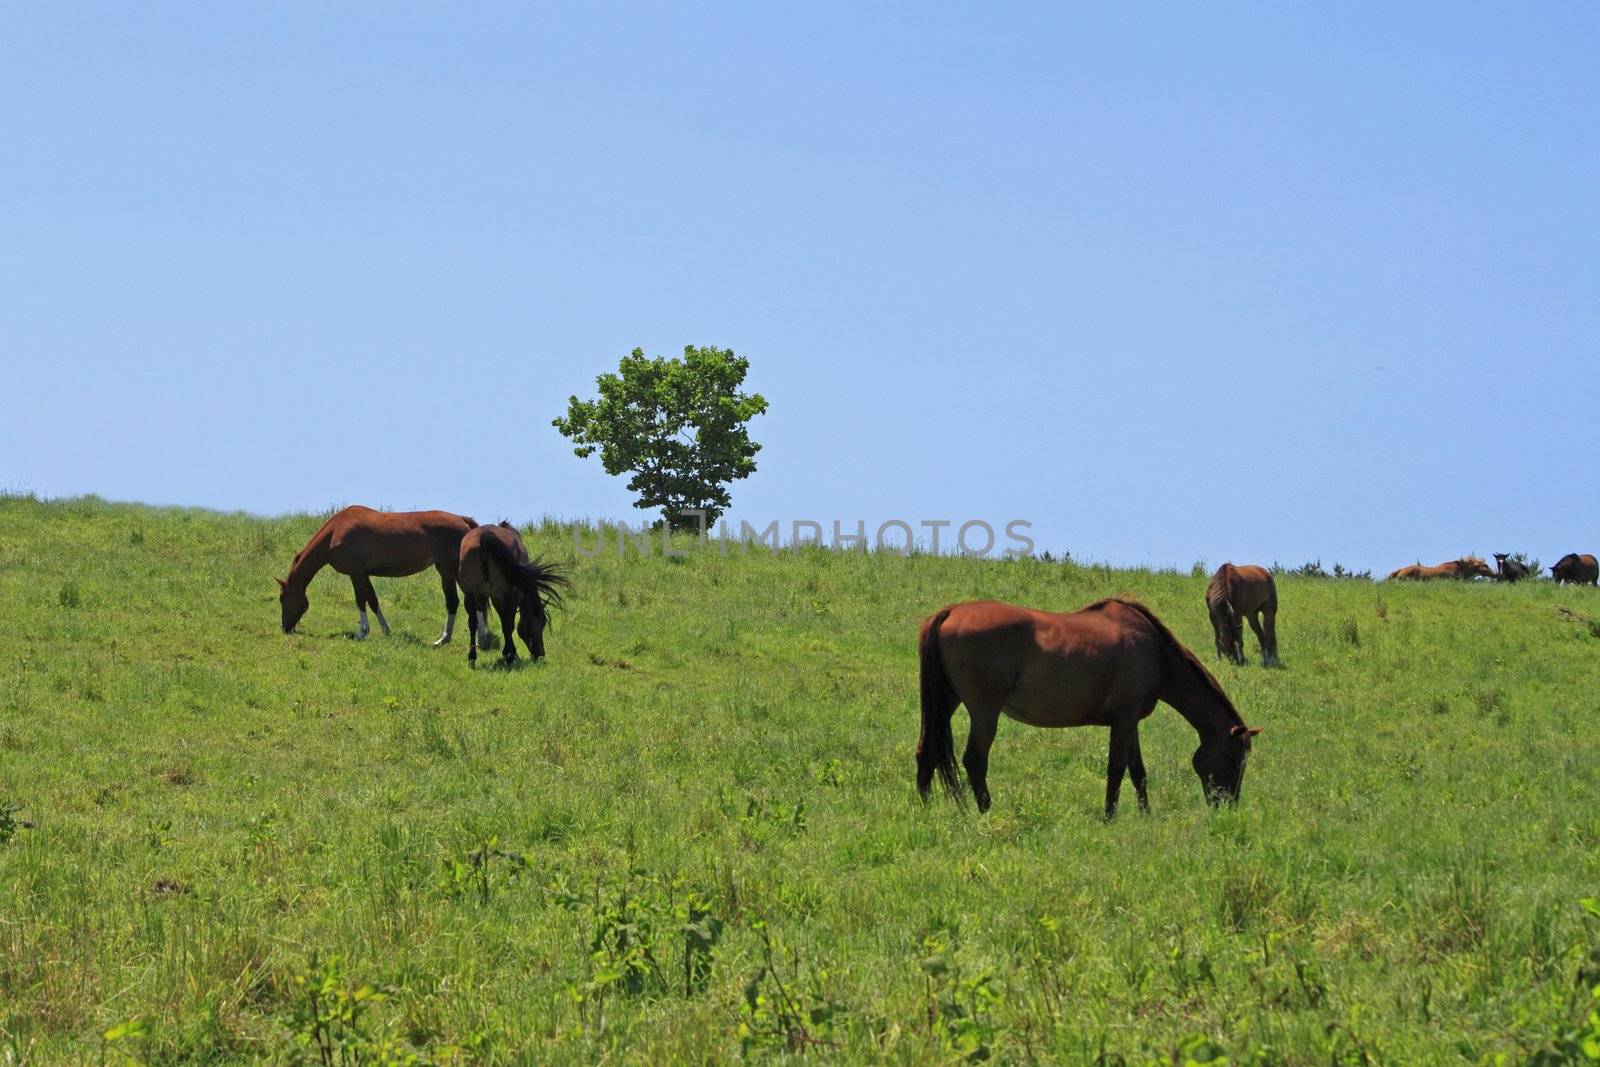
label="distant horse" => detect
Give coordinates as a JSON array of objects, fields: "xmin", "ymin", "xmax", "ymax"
[
  {"xmin": 458, "ymin": 522, "xmax": 569, "ymax": 665},
  {"xmin": 1205, "ymin": 563, "xmax": 1279, "ymax": 666},
  {"xmin": 1387, "ymin": 557, "xmax": 1493, "ymax": 581},
  {"xmin": 1551, "ymin": 553, "xmax": 1599, "ymax": 586},
  {"xmin": 917, "ymin": 598, "xmax": 1262, "ymax": 818},
  {"xmin": 277, "ymin": 506, "xmax": 489, "ymax": 644},
  {"xmin": 1492, "ymin": 553, "xmax": 1530, "ymax": 583}
]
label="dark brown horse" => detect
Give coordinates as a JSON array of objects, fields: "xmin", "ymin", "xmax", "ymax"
[
  {"xmin": 1551, "ymin": 553, "xmax": 1599, "ymax": 585},
  {"xmin": 1205, "ymin": 563, "xmax": 1279, "ymax": 666},
  {"xmin": 1492, "ymin": 553, "xmax": 1530, "ymax": 583},
  {"xmin": 277, "ymin": 506, "xmax": 487, "ymax": 644},
  {"xmin": 917, "ymin": 598, "xmax": 1262, "ymax": 818},
  {"xmin": 1387, "ymin": 556, "xmax": 1493, "ymax": 581},
  {"xmin": 458, "ymin": 522, "xmax": 569, "ymax": 666}
]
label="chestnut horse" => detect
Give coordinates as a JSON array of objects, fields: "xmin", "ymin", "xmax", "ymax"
[
  {"xmin": 917, "ymin": 598, "xmax": 1262, "ymax": 818},
  {"xmin": 1551, "ymin": 553, "xmax": 1599, "ymax": 585},
  {"xmin": 1387, "ymin": 556, "xmax": 1493, "ymax": 581},
  {"xmin": 458, "ymin": 522, "xmax": 569, "ymax": 666},
  {"xmin": 1205, "ymin": 563, "xmax": 1279, "ymax": 666},
  {"xmin": 277, "ymin": 506, "xmax": 489, "ymax": 644}
]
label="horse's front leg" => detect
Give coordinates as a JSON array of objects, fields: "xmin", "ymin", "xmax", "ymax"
[{"xmin": 1105, "ymin": 720, "xmax": 1137, "ymax": 819}]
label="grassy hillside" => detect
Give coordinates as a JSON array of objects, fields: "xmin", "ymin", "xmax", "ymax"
[{"xmin": 2, "ymin": 496, "xmax": 1599, "ymax": 1064}]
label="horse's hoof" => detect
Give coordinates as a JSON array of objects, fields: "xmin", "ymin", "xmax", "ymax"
[{"xmin": 432, "ymin": 635, "xmax": 451, "ymax": 647}]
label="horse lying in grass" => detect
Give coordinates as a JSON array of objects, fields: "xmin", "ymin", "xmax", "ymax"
[
  {"xmin": 1551, "ymin": 553, "xmax": 1599, "ymax": 586},
  {"xmin": 1205, "ymin": 563, "xmax": 1279, "ymax": 666},
  {"xmin": 277, "ymin": 506, "xmax": 489, "ymax": 644},
  {"xmin": 916, "ymin": 597, "xmax": 1261, "ymax": 818},
  {"xmin": 1387, "ymin": 557, "xmax": 1493, "ymax": 581},
  {"xmin": 458, "ymin": 522, "xmax": 569, "ymax": 666}
]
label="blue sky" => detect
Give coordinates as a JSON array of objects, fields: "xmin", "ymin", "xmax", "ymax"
[{"xmin": 4, "ymin": 4, "xmax": 1595, "ymax": 573}]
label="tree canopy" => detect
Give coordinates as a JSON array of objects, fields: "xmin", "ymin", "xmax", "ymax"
[{"xmin": 553, "ymin": 345, "xmax": 768, "ymax": 528}]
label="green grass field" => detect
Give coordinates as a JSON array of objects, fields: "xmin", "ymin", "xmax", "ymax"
[{"xmin": 3, "ymin": 496, "xmax": 1599, "ymax": 1064}]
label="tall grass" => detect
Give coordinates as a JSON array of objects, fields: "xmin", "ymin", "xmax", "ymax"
[{"xmin": 1, "ymin": 496, "xmax": 1598, "ymax": 1062}]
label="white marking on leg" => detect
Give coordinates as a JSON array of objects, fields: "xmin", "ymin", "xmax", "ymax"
[
  {"xmin": 373, "ymin": 606, "xmax": 391, "ymax": 635},
  {"xmin": 478, "ymin": 610, "xmax": 493, "ymax": 648},
  {"xmin": 357, "ymin": 609, "xmax": 370, "ymax": 639},
  {"xmin": 434, "ymin": 610, "xmax": 456, "ymax": 647}
]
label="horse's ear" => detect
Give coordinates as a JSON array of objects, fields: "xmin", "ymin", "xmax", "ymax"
[
  {"xmin": 1232, "ymin": 724, "xmax": 1263, "ymax": 737},
  {"xmin": 275, "ymin": 577, "xmax": 286, "ymax": 589}
]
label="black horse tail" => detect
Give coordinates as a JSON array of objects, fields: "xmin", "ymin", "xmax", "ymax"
[
  {"xmin": 478, "ymin": 535, "xmax": 570, "ymax": 618},
  {"xmin": 918, "ymin": 608, "xmax": 964, "ymax": 802}
]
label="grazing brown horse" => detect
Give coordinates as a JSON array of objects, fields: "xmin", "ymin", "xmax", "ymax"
[
  {"xmin": 917, "ymin": 598, "xmax": 1262, "ymax": 818},
  {"xmin": 277, "ymin": 506, "xmax": 489, "ymax": 644},
  {"xmin": 1387, "ymin": 556, "xmax": 1493, "ymax": 581},
  {"xmin": 458, "ymin": 522, "xmax": 569, "ymax": 666},
  {"xmin": 1205, "ymin": 563, "xmax": 1279, "ymax": 666},
  {"xmin": 1551, "ymin": 553, "xmax": 1599, "ymax": 585}
]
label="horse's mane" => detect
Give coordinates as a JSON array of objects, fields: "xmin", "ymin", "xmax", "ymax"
[
  {"xmin": 290, "ymin": 511, "xmax": 348, "ymax": 570},
  {"xmin": 1204, "ymin": 564, "xmax": 1235, "ymax": 608},
  {"xmin": 1104, "ymin": 597, "xmax": 1245, "ymax": 728}
]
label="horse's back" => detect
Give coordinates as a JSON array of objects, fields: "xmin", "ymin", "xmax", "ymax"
[
  {"xmin": 459, "ymin": 523, "xmax": 530, "ymax": 596},
  {"xmin": 326, "ymin": 507, "xmax": 475, "ymax": 574},
  {"xmin": 934, "ymin": 599, "xmax": 1164, "ymax": 727},
  {"xmin": 1213, "ymin": 563, "xmax": 1274, "ymax": 610}
]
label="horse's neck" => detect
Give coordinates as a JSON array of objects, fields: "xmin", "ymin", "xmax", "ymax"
[
  {"xmin": 1162, "ymin": 658, "xmax": 1240, "ymax": 741},
  {"xmin": 286, "ymin": 531, "xmax": 332, "ymax": 590}
]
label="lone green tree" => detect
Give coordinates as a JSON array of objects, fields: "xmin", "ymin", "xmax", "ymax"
[{"xmin": 553, "ymin": 345, "xmax": 768, "ymax": 529}]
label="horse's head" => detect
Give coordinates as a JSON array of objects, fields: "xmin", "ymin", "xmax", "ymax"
[
  {"xmin": 276, "ymin": 578, "xmax": 309, "ymax": 633},
  {"xmin": 1192, "ymin": 724, "xmax": 1262, "ymax": 805},
  {"xmin": 522, "ymin": 597, "xmax": 550, "ymax": 659},
  {"xmin": 1459, "ymin": 557, "xmax": 1493, "ymax": 579},
  {"xmin": 1207, "ymin": 597, "xmax": 1243, "ymax": 663}
]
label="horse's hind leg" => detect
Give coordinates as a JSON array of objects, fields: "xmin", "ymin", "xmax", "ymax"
[
  {"xmin": 1128, "ymin": 726, "xmax": 1150, "ymax": 813},
  {"xmin": 1105, "ymin": 718, "xmax": 1139, "ymax": 819},
  {"xmin": 1245, "ymin": 611, "xmax": 1268, "ymax": 666},
  {"xmin": 464, "ymin": 594, "xmax": 481, "ymax": 667},
  {"xmin": 350, "ymin": 576, "xmax": 369, "ymax": 639},
  {"xmin": 961, "ymin": 703, "xmax": 1001, "ymax": 814},
  {"xmin": 1261, "ymin": 606, "xmax": 1280, "ymax": 667},
  {"xmin": 354, "ymin": 574, "xmax": 391, "ymax": 636},
  {"xmin": 433, "ymin": 565, "xmax": 458, "ymax": 647}
]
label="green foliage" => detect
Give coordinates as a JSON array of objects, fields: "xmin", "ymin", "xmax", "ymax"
[
  {"xmin": 1526, "ymin": 900, "xmax": 1600, "ymax": 1064},
  {"xmin": 550, "ymin": 868, "xmax": 725, "ymax": 1041},
  {"xmin": 919, "ymin": 930, "xmax": 1002, "ymax": 1061},
  {"xmin": 739, "ymin": 920, "xmax": 844, "ymax": 1056},
  {"xmin": 1274, "ymin": 559, "xmax": 1373, "ymax": 580},
  {"xmin": 552, "ymin": 345, "xmax": 768, "ymax": 527},
  {"xmin": 436, "ymin": 834, "xmax": 528, "ymax": 904},
  {"xmin": 0, "ymin": 801, "xmax": 28, "ymax": 846},
  {"xmin": 285, "ymin": 953, "xmax": 413, "ymax": 1065}
]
